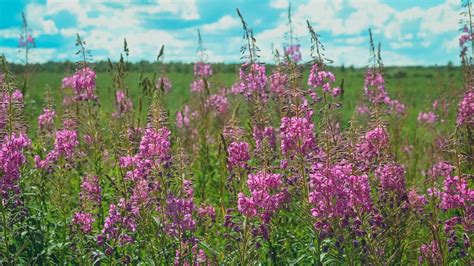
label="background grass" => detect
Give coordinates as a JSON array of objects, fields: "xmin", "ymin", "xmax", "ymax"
[{"xmin": 21, "ymin": 65, "xmax": 463, "ymax": 133}]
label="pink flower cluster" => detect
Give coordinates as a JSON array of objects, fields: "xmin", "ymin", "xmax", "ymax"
[
  {"xmin": 364, "ymin": 69, "xmax": 405, "ymax": 115},
  {"xmin": 238, "ymin": 171, "xmax": 288, "ymax": 223},
  {"xmin": 112, "ymin": 90, "xmax": 133, "ymax": 117},
  {"xmin": 176, "ymin": 105, "xmax": 191, "ymax": 129},
  {"xmin": 194, "ymin": 62, "xmax": 213, "ymax": 78},
  {"xmin": 99, "ymin": 199, "xmax": 137, "ymax": 247},
  {"xmin": 206, "ymin": 94, "xmax": 228, "ymax": 114},
  {"xmin": 120, "ymin": 127, "xmax": 171, "ymax": 180},
  {"xmin": 227, "ymin": 141, "xmax": 250, "ymax": 170},
  {"xmin": 375, "ymin": 163, "xmax": 406, "ymax": 200},
  {"xmin": 237, "ymin": 63, "xmax": 268, "ymax": 100},
  {"xmin": 253, "ymin": 126, "xmax": 276, "ymax": 152},
  {"xmin": 0, "ymin": 90, "xmax": 24, "ymax": 132},
  {"xmin": 156, "ymin": 76, "xmax": 172, "ymax": 92},
  {"xmin": 417, "ymin": 111, "xmax": 437, "ymax": 125},
  {"xmin": 285, "ymin": 44, "xmax": 302, "ymax": 62},
  {"xmin": 165, "ymin": 194, "xmax": 196, "ymax": 237},
  {"xmin": 35, "ymin": 129, "xmax": 79, "ymax": 169},
  {"xmin": 456, "ymin": 90, "xmax": 473, "ymax": 127},
  {"xmin": 269, "ymin": 72, "xmax": 288, "ymax": 95},
  {"xmin": 72, "ymin": 212, "xmax": 95, "ymax": 234},
  {"xmin": 80, "ymin": 175, "xmax": 101, "ymax": 206},
  {"xmin": 307, "ymin": 64, "xmax": 341, "ymax": 96},
  {"xmin": 418, "ymin": 241, "xmax": 442, "ymax": 265},
  {"xmin": 309, "ymin": 162, "xmax": 372, "ymax": 231},
  {"xmin": 61, "ymin": 67, "xmax": 97, "ymax": 101},
  {"xmin": 190, "ymin": 79, "xmax": 206, "ymax": 93},
  {"xmin": 38, "ymin": 108, "xmax": 55, "ymax": 131},
  {"xmin": 280, "ymin": 116, "xmax": 316, "ymax": 157},
  {"xmin": 356, "ymin": 126, "xmax": 389, "ymax": 164},
  {"xmin": 0, "ymin": 133, "xmax": 31, "ymax": 201},
  {"xmin": 440, "ymin": 175, "xmax": 473, "ymax": 211}
]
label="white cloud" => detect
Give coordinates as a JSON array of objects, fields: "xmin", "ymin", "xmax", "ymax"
[
  {"xmin": 270, "ymin": 0, "xmax": 288, "ymax": 9},
  {"xmin": 201, "ymin": 15, "xmax": 240, "ymax": 32}
]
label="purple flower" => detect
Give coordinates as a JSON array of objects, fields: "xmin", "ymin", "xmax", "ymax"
[
  {"xmin": 253, "ymin": 126, "xmax": 276, "ymax": 152},
  {"xmin": 165, "ymin": 193, "xmax": 195, "ymax": 237},
  {"xmin": 38, "ymin": 108, "xmax": 55, "ymax": 131},
  {"xmin": 227, "ymin": 141, "xmax": 250, "ymax": 170},
  {"xmin": 80, "ymin": 175, "xmax": 101, "ymax": 206},
  {"xmin": 35, "ymin": 129, "xmax": 79, "ymax": 169},
  {"xmin": 112, "ymin": 90, "xmax": 133, "ymax": 117},
  {"xmin": 62, "ymin": 67, "xmax": 97, "ymax": 101},
  {"xmin": 100, "ymin": 199, "xmax": 136, "ymax": 247},
  {"xmin": 309, "ymin": 162, "xmax": 371, "ymax": 231},
  {"xmin": 190, "ymin": 79, "xmax": 206, "ymax": 93},
  {"xmin": 238, "ymin": 171, "xmax": 289, "ymax": 223},
  {"xmin": 238, "ymin": 63, "xmax": 268, "ymax": 100},
  {"xmin": 0, "ymin": 133, "xmax": 31, "ymax": 201},
  {"xmin": 417, "ymin": 111, "xmax": 437, "ymax": 125},
  {"xmin": 73, "ymin": 212, "xmax": 95, "ymax": 234},
  {"xmin": 206, "ymin": 94, "xmax": 228, "ymax": 114},
  {"xmin": 156, "ymin": 76, "xmax": 172, "ymax": 92},
  {"xmin": 194, "ymin": 62, "xmax": 213, "ymax": 78},
  {"xmin": 375, "ymin": 163, "xmax": 406, "ymax": 200},
  {"xmin": 308, "ymin": 64, "xmax": 336, "ymax": 94},
  {"xmin": 457, "ymin": 90, "xmax": 473, "ymax": 127},
  {"xmin": 269, "ymin": 72, "xmax": 288, "ymax": 95},
  {"xmin": 280, "ymin": 116, "xmax": 316, "ymax": 157},
  {"xmin": 176, "ymin": 105, "xmax": 191, "ymax": 129},
  {"xmin": 285, "ymin": 44, "xmax": 302, "ymax": 62},
  {"xmin": 356, "ymin": 126, "xmax": 389, "ymax": 164}
]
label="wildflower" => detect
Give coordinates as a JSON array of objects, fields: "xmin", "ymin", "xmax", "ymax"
[
  {"xmin": 440, "ymin": 175, "xmax": 473, "ymax": 211},
  {"xmin": 38, "ymin": 108, "xmax": 55, "ymax": 131},
  {"xmin": 206, "ymin": 94, "xmax": 228, "ymax": 114},
  {"xmin": 156, "ymin": 76, "xmax": 172, "ymax": 92},
  {"xmin": 417, "ymin": 111, "xmax": 437, "ymax": 125},
  {"xmin": 100, "ymin": 200, "xmax": 136, "ymax": 247},
  {"xmin": 307, "ymin": 64, "xmax": 336, "ymax": 94},
  {"xmin": 456, "ymin": 90, "xmax": 473, "ymax": 127},
  {"xmin": 419, "ymin": 241, "xmax": 442, "ymax": 265},
  {"xmin": 280, "ymin": 116, "xmax": 316, "ymax": 157},
  {"xmin": 285, "ymin": 44, "xmax": 302, "ymax": 62},
  {"xmin": 253, "ymin": 126, "xmax": 276, "ymax": 152},
  {"xmin": 61, "ymin": 67, "xmax": 97, "ymax": 101},
  {"xmin": 227, "ymin": 141, "xmax": 250, "ymax": 170},
  {"xmin": 375, "ymin": 163, "xmax": 407, "ymax": 200},
  {"xmin": 238, "ymin": 171, "xmax": 289, "ymax": 223},
  {"xmin": 165, "ymin": 193, "xmax": 195, "ymax": 237},
  {"xmin": 190, "ymin": 79, "xmax": 206, "ymax": 93},
  {"xmin": 269, "ymin": 72, "xmax": 288, "ymax": 95},
  {"xmin": 112, "ymin": 90, "xmax": 133, "ymax": 117},
  {"xmin": 176, "ymin": 105, "xmax": 191, "ymax": 129},
  {"xmin": 72, "ymin": 212, "xmax": 95, "ymax": 234},
  {"xmin": 194, "ymin": 62, "xmax": 213, "ymax": 78},
  {"xmin": 0, "ymin": 133, "xmax": 31, "ymax": 201},
  {"xmin": 34, "ymin": 129, "xmax": 79, "ymax": 169},
  {"xmin": 80, "ymin": 175, "xmax": 101, "ymax": 206},
  {"xmin": 309, "ymin": 162, "xmax": 372, "ymax": 231},
  {"xmin": 356, "ymin": 126, "xmax": 389, "ymax": 164},
  {"xmin": 238, "ymin": 63, "xmax": 268, "ymax": 100}
]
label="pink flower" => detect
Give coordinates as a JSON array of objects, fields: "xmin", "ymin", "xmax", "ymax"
[
  {"xmin": 269, "ymin": 72, "xmax": 288, "ymax": 95},
  {"xmin": 38, "ymin": 108, "xmax": 55, "ymax": 131},
  {"xmin": 73, "ymin": 212, "xmax": 95, "ymax": 233},
  {"xmin": 194, "ymin": 62, "xmax": 213, "ymax": 78},
  {"xmin": 457, "ymin": 90, "xmax": 473, "ymax": 127},
  {"xmin": 156, "ymin": 76, "xmax": 172, "ymax": 92},
  {"xmin": 417, "ymin": 111, "xmax": 437, "ymax": 125},
  {"xmin": 280, "ymin": 116, "xmax": 316, "ymax": 157},
  {"xmin": 206, "ymin": 94, "xmax": 228, "ymax": 114},
  {"xmin": 227, "ymin": 141, "xmax": 250, "ymax": 170},
  {"xmin": 285, "ymin": 44, "xmax": 302, "ymax": 62},
  {"xmin": 238, "ymin": 171, "xmax": 289, "ymax": 223},
  {"xmin": 112, "ymin": 90, "xmax": 133, "ymax": 117},
  {"xmin": 237, "ymin": 63, "xmax": 268, "ymax": 100},
  {"xmin": 176, "ymin": 105, "xmax": 191, "ymax": 128},
  {"xmin": 307, "ymin": 64, "xmax": 336, "ymax": 94},
  {"xmin": 62, "ymin": 67, "xmax": 97, "ymax": 101}
]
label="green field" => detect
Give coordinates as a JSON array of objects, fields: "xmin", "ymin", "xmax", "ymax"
[{"xmin": 22, "ymin": 66, "xmax": 463, "ymax": 130}]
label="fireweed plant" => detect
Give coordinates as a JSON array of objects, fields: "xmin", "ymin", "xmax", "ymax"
[{"xmin": 0, "ymin": 3, "xmax": 473, "ymax": 265}]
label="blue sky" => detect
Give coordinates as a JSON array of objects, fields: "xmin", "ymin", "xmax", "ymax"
[{"xmin": 0, "ymin": 0, "xmax": 463, "ymax": 66}]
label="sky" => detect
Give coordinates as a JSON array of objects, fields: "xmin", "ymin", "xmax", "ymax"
[{"xmin": 0, "ymin": 0, "xmax": 465, "ymax": 66}]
